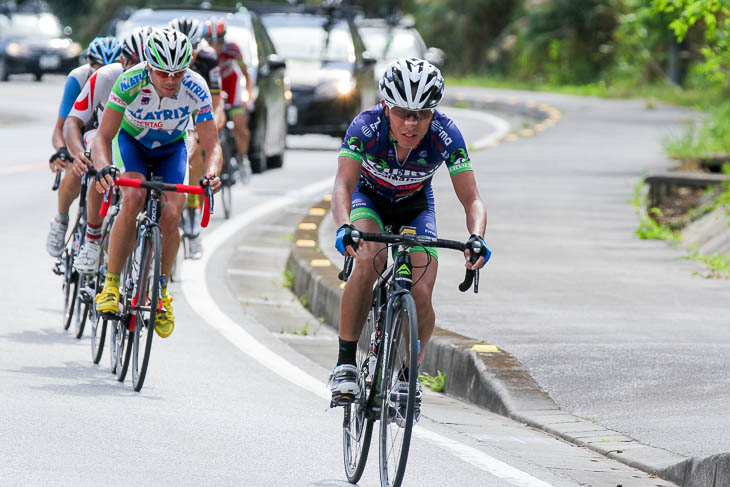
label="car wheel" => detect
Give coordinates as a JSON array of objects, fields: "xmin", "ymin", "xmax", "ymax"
[
  {"xmin": 0, "ymin": 57, "xmax": 8, "ymax": 82},
  {"xmin": 250, "ymin": 115, "xmax": 267, "ymax": 174},
  {"xmin": 267, "ymin": 154, "xmax": 283, "ymax": 169},
  {"xmin": 34, "ymin": 71, "xmax": 43, "ymax": 82}
]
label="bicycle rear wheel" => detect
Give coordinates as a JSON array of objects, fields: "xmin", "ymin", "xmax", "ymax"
[
  {"xmin": 379, "ymin": 293, "xmax": 419, "ymax": 487},
  {"xmin": 62, "ymin": 250, "xmax": 78, "ymax": 331},
  {"xmin": 343, "ymin": 303, "xmax": 377, "ymax": 482},
  {"xmin": 221, "ymin": 183, "xmax": 232, "ymax": 219},
  {"xmin": 132, "ymin": 227, "xmax": 161, "ymax": 392},
  {"xmin": 73, "ymin": 274, "xmax": 91, "ymax": 339}
]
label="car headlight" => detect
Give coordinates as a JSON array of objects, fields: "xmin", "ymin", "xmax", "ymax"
[
  {"xmin": 7, "ymin": 42, "xmax": 28, "ymax": 57},
  {"xmin": 315, "ymin": 77, "xmax": 355, "ymax": 98},
  {"xmin": 336, "ymin": 78, "xmax": 355, "ymax": 96}
]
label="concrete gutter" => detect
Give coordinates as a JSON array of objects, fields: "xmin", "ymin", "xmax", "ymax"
[{"xmin": 285, "ymin": 96, "xmax": 730, "ymax": 486}]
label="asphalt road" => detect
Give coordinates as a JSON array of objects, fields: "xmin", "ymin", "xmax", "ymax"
[{"xmin": 0, "ymin": 74, "xmax": 687, "ymax": 486}]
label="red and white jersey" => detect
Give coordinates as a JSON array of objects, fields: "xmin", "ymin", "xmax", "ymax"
[
  {"xmin": 68, "ymin": 62, "xmax": 124, "ymax": 132},
  {"xmin": 218, "ymin": 42, "xmax": 244, "ymax": 78}
]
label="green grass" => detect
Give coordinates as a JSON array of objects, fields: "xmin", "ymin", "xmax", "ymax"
[
  {"xmin": 418, "ymin": 370, "xmax": 446, "ymax": 393},
  {"xmin": 282, "ymin": 269, "xmax": 295, "ymax": 289},
  {"xmin": 298, "ymin": 294, "xmax": 309, "ymax": 308},
  {"xmin": 633, "ymin": 177, "xmax": 681, "ymax": 243},
  {"xmin": 681, "ymin": 249, "xmax": 730, "ymax": 279}
]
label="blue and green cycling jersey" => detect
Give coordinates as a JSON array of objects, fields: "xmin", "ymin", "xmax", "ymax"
[{"xmin": 339, "ymin": 104, "xmax": 473, "ymax": 203}]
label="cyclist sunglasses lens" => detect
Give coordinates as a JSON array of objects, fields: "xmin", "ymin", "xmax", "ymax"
[{"xmin": 390, "ymin": 107, "xmax": 433, "ymax": 120}]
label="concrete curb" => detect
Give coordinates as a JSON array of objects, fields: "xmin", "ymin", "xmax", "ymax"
[{"xmin": 284, "ymin": 98, "xmax": 728, "ymax": 487}]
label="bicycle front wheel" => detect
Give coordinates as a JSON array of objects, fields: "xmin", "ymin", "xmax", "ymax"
[
  {"xmin": 379, "ymin": 293, "xmax": 419, "ymax": 487},
  {"xmin": 131, "ymin": 227, "xmax": 161, "ymax": 392},
  {"xmin": 343, "ymin": 303, "xmax": 377, "ymax": 483}
]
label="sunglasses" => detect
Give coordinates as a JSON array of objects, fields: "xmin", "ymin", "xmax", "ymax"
[
  {"xmin": 389, "ymin": 106, "xmax": 434, "ymax": 121},
  {"xmin": 151, "ymin": 68, "xmax": 185, "ymax": 79}
]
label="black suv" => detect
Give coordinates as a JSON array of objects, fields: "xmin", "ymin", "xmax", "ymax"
[
  {"xmin": 118, "ymin": 6, "xmax": 289, "ymax": 172},
  {"xmin": 257, "ymin": 5, "xmax": 377, "ymax": 137},
  {"xmin": 0, "ymin": 7, "xmax": 80, "ymax": 81}
]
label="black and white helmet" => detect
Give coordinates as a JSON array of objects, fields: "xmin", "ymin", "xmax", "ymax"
[
  {"xmin": 145, "ymin": 27, "xmax": 193, "ymax": 73},
  {"xmin": 379, "ymin": 57, "xmax": 444, "ymax": 110},
  {"xmin": 121, "ymin": 26, "xmax": 152, "ymax": 65},
  {"xmin": 168, "ymin": 16, "xmax": 204, "ymax": 47}
]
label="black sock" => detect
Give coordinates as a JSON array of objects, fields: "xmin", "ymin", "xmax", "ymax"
[{"xmin": 337, "ymin": 337, "xmax": 358, "ymax": 366}]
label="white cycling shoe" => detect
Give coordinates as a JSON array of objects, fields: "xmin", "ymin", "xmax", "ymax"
[
  {"xmin": 46, "ymin": 219, "xmax": 68, "ymax": 257},
  {"xmin": 74, "ymin": 240, "xmax": 102, "ymax": 274}
]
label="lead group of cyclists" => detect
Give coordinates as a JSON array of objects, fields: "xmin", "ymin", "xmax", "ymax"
[{"xmin": 43, "ymin": 15, "xmax": 491, "ymax": 428}]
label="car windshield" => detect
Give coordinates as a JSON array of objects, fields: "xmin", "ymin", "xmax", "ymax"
[
  {"xmin": 358, "ymin": 27, "xmax": 422, "ymax": 60},
  {"xmin": 4, "ymin": 13, "xmax": 63, "ymax": 38},
  {"xmin": 263, "ymin": 15, "xmax": 354, "ymax": 62},
  {"xmin": 119, "ymin": 9, "xmax": 259, "ymax": 68}
]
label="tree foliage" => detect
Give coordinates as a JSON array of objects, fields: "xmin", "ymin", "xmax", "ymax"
[{"xmin": 652, "ymin": 0, "xmax": 730, "ymax": 85}]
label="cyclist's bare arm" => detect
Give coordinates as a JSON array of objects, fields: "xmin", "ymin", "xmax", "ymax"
[
  {"xmin": 332, "ymin": 156, "xmax": 362, "ymax": 257},
  {"xmin": 451, "ymin": 170, "xmax": 487, "ymax": 269},
  {"xmin": 239, "ymin": 61, "xmax": 254, "ymax": 96},
  {"xmin": 90, "ymin": 107, "xmax": 124, "ymax": 192},
  {"xmin": 196, "ymin": 118, "xmax": 222, "ymax": 191},
  {"xmin": 212, "ymin": 93, "xmax": 225, "ymax": 130},
  {"xmin": 62, "ymin": 116, "xmax": 93, "ymax": 176},
  {"xmin": 50, "ymin": 117, "xmax": 68, "ymax": 171}
]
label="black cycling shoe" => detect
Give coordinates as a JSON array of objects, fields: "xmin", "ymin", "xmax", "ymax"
[
  {"xmin": 328, "ymin": 364, "xmax": 360, "ymax": 407},
  {"xmin": 392, "ymin": 380, "xmax": 422, "ymax": 428}
]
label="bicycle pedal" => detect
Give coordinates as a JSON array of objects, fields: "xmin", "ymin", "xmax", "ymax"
[
  {"xmin": 78, "ymin": 287, "xmax": 95, "ymax": 303},
  {"xmin": 52, "ymin": 263, "xmax": 64, "ymax": 276}
]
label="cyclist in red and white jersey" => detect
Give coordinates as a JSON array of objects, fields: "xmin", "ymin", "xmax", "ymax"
[
  {"xmin": 169, "ymin": 16, "xmax": 224, "ymax": 259},
  {"xmin": 46, "ymin": 36, "xmax": 122, "ymax": 258},
  {"xmin": 63, "ymin": 27, "xmax": 151, "ymax": 275},
  {"xmin": 204, "ymin": 18, "xmax": 254, "ymax": 170}
]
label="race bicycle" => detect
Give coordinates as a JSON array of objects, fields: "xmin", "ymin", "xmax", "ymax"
[
  {"xmin": 338, "ymin": 227, "xmax": 483, "ymax": 487},
  {"xmin": 99, "ymin": 174, "xmax": 213, "ymax": 391},
  {"xmin": 53, "ymin": 167, "xmax": 95, "ymax": 340}
]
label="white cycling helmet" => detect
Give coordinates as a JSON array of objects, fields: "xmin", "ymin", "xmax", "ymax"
[
  {"xmin": 145, "ymin": 27, "xmax": 193, "ymax": 73},
  {"xmin": 121, "ymin": 26, "xmax": 152, "ymax": 65},
  {"xmin": 379, "ymin": 57, "xmax": 444, "ymax": 110},
  {"xmin": 168, "ymin": 16, "xmax": 204, "ymax": 47}
]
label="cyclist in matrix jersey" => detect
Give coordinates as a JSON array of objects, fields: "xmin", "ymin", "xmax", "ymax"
[
  {"xmin": 169, "ymin": 16, "xmax": 224, "ymax": 259},
  {"xmin": 92, "ymin": 28, "xmax": 222, "ymax": 338},
  {"xmin": 64, "ymin": 27, "xmax": 151, "ymax": 275},
  {"xmin": 328, "ymin": 58, "xmax": 491, "ymax": 410},
  {"xmin": 46, "ymin": 36, "xmax": 121, "ymax": 257}
]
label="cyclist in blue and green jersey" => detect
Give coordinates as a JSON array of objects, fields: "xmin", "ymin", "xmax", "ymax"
[
  {"xmin": 91, "ymin": 28, "xmax": 221, "ymax": 338},
  {"xmin": 329, "ymin": 58, "xmax": 490, "ymax": 412}
]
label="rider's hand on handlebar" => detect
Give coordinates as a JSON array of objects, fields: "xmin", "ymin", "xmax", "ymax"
[
  {"xmin": 71, "ymin": 150, "xmax": 93, "ymax": 177},
  {"xmin": 200, "ymin": 174, "xmax": 221, "ymax": 193},
  {"xmin": 335, "ymin": 224, "xmax": 357, "ymax": 258},
  {"xmin": 94, "ymin": 166, "xmax": 118, "ymax": 193},
  {"xmin": 464, "ymin": 234, "xmax": 491, "ymax": 271},
  {"xmin": 49, "ymin": 147, "xmax": 72, "ymax": 172}
]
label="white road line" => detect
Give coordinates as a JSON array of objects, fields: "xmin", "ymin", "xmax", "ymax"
[
  {"xmin": 445, "ymin": 107, "xmax": 511, "ymax": 149},
  {"xmin": 181, "ymin": 177, "xmax": 554, "ymax": 487}
]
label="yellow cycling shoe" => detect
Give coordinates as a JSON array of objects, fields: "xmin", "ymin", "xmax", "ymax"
[
  {"xmin": 95, "ymin": 285, "xmax": 120, "ymax": 314},
  {"xmin": 154, "ymin": 294, "xmax": 174, "ymax": 338}
]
